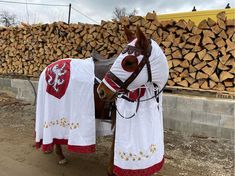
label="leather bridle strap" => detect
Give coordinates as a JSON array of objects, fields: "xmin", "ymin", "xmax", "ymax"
[{"xmin": 106, "ymin": 40, "xmax": 152, "ymax": 93}]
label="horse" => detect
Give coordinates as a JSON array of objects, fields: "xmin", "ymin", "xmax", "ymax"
[
  {"xmin": 35, "ymin": 50, "xmax": 116, "ymax": 166},
  {"xmin": 97, "ymin": 26, "xmax": 169, "ymax": 176}
]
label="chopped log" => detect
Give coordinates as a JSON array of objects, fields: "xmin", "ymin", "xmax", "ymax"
[
  {"xmin": 203, "ymin": 53, "xmax": 213, "ymax": 61},
  {"xmin": 217, "ymin": 11, "xmax": 226, "ymax": 21},
  {"xmin": 174, "ymin": 67, "xmax": 184, "ymax": 72},
  {"xmin": 210, "ymin": 73, "xmax": 220, "ymax": 82},
  {"xmin": 201, "ymin": 81, "xmax": 209, "ymax": 89},
  {"xmin": 178, "ymin": 80, "xmax": 188, "ymax": 87},
  {"xmin": 184, "ymin": 52, "xmax": 196, "ymax": 61},
  {"xmin": 214, "ymin": 37, "xmax": 226, "ymax": 48},
  {"xmin": 203, "ymin": 30, "xmax": 215, "ymax": 38},
  {"xmin": 167, "ymin": 79, "xmax": 175, "ymax": 86},
  {"xmin": 218, "ymin": 62, "xmax": 230, "ymax": 70},
  {"xmin": 202, "ymin": 36, "xmax": 214, "ymax": 45},
  {"xmin": 209, "ymin": 80, "xmax": 217, "ymax": 88},
  {"xmin": 190, "ymin": 72, "xmax": 196, "ymax": 78},
  {"xmin": 226, "ymin": 39, "xmax": 235, "ymax": 52},
  {"xmin": 197, "ymin": 49, "xmax": 207, "ymax": 60},
  {"xmin": 207, "ymin": 17, "xmax": 216, "ymax": 27},
  {"xmin": 208, "ymin": 60, "xmax": 218, "ymax": 68},
  {"xmin": 204, "ymin": 44, "xmax": 216, "ymax": 50},
  {"xmin": 185, "ymin": 76, "xmax": 196, "ymax": 84},
  {"xmin": 161, "ymin": 41, "xmax": 171, "ymax": 47},
  {"xmin": 218, "ymin": 30, "xmax": 227, "ymax": 39},
  {"xmin": 146, "ymin": 12, "xmax": 157, "ymax": 21},
  {"xmin": 189, "ymin": 65, "xmax": 197, "ymax": 73},
  {"xmin": 173, "ymin": 77, "xmax": 182, "ymax": 83},
  {"xmin": 195, "ymin": 61, "xmax": 207, "ymax": 70},
  {"xmin": 219, "ymin": 54, "xmax": 230, "ymax": 65},
  {"xmin": 208, "ymin": 50, "xmax": 219, "ymax": 59},
  {"xmin": 193, "ymin": 57, "xmax": 201, "ymax": 65},
  {"xmin": 180, "ymin": 69, "xmax": 189, "ymax": 78},
  {"xmin": 187, "ymin": 35, "xmax": 201, "ymax": 45},
  {"xmin": 172, "ymin": 59, "xmax": 181, "ymax": 67},
  {"xmin": 226, "ymin": 87, "xmax": 235, "ymax": 92},
  {"xmin": 180, "ymin": 60, "xmax": 190, "ymax": 68},
  {"xmin": 176, "ymin": 29, "xmax": 187, "ymax": 36},
  {"xmin": 211, "ymin": 25, "xmax": 222, "ymax": 34},
  {"xmin": 226, "ymin": 58, "xmax": 235, "ymax": 66},
  {"xmin": 190, "ymin": 82, "xmax": 200, "ymax": 89},
  {"xmin": 192, "ymin": 27, "xmax": 202, "ymax": 35},
  {"xmin": 172, "ymin": 50, "xmax": 182, "ymax": 59},
  {"xmin": 217, "ymin": 18, "xmax": 226, "ymax": 30},
  {"xmin": 224, "ymin": 81, "xmax": 233, "ymax": 87},
  {"xmin": 196, "ymin": 71, "xmax": 209, "ymax": 79},
  {"xmin": 198, "ymin": 20, "xmax": 210, "ymax": 29},
  {"xmin": 182, "ymin": 49, "xmax": 190, "ymax": 55},
  {"xmin": 226, "ymin": 27, "xmax": 235, "ymax": 38},
  {"xmin": 186, "ymin": 20, "xmax": 195, "ymax": 31},
  {"xmin": 226, "ymin": 19, "xmax": 235, "ymax": 26},
  {"xmin": 213, "ymin": 83, "xmax": 225, "ymax": 91},
  {"xmin": 202, "ymin": 66, "xmax": 215, "ymax": 76},
  {"xmin": 220, "ymin": 71, "xmax": 234, "ymax": 82},
  {"xmin": 176, "ymin": 19, "xmax": 187, "ymax": 29},
  {"xmin": 192, "ymin": 45, "xmax": 202, "ymax": 52}
]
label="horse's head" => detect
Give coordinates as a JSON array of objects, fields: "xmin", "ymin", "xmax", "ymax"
[{"xmin": 97, "ymin": 26, "xmax": 169, "ymax": 101}]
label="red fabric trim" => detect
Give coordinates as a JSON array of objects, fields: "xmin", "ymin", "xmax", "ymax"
[
  {"xmin": 35, "ymin": 138, "xmax": 95, "ymax": 153},
  {"xmin": 104, "ymin": 75, "xmax": 123, "ymax": 92},
  {"xmin": 113, "ymin": 158, "xmax": 164, "ymax": 176}
]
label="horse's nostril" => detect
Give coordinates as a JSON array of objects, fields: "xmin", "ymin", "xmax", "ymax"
[{"xmin": 99, "ymin": 89, "xmax": 105, "ymax": 98}]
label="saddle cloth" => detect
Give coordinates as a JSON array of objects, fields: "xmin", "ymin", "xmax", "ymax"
[
  {"xmin": 35, "ymin": 58, "xmax": 96, "ymax": 153},
  {"xmin": 113, "ymin": 83, "xmax": 164, "ymax": 176}
]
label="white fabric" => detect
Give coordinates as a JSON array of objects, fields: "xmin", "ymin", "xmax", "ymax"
[
  {"xmin": 114, "ymin": 84, "xmax": 164, "ymax": 170},
  {"xmin": 110, "ymin": 39, "xmax": 168, "ymax": 91},
  {"xmin": 35, "ymin": 58, "xmax": 95, "ymax": 147}
]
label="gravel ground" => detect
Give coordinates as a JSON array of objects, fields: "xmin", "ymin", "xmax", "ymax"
[{"xmin": 0, "ymin": 92, "xmax": 234, "ymax": 176}]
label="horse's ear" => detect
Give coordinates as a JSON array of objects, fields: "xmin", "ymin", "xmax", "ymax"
[
  {"xmin": 135, "ymin": 25, "xmax": 149, "ymax": 52},
  {"xmin": 124, "ymin": 26, "xmax": 135, "ymax": 43}
]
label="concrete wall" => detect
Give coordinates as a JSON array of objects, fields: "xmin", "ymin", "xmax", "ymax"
[{"xmin": 0, "ymin": 77, "xmax": 234, "ymax": 140}]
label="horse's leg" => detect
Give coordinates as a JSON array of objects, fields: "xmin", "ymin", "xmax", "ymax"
[
  {"xmin": 107, "ymin": 132, "xmax": 116, "ymax": 176},
  {"xmin": 55, "ymin": 144, "xmax": 68, "ymax": 165}
]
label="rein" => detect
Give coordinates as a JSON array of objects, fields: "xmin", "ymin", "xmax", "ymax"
[{"xmin": 105, "ymin": 40, "xmax": 166, "ymax": 119}]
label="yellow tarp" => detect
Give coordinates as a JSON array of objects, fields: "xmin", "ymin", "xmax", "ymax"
[{"xmin": 157, "ymin": 8, "xmax": 235, "ymax": 25}]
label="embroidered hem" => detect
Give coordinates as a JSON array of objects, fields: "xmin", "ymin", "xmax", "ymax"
[
  {"xmin": 35, "ymin": 138, "xmax": 95, "ymax": 153},
  {"xmin": 113, "ymin": 158, "xmax": 164, "ymax": 176}
]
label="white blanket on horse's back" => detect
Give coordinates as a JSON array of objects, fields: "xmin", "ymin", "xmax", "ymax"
[
  {"xmin": 35, "ymin": 58, "xmax": 96, "ymax": 153},
  {"xmin": 113, "ymin": 84, "xmax": 164, "ymax": 176}
]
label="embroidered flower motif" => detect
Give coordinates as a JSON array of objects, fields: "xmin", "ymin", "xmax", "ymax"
[
  {"xmin": 43, "ymin": 117, "xmax": 79, "ymax": 130},
  {"xmin": 119, "ymin": 144, "xmax": 157, "ymax": 162}
]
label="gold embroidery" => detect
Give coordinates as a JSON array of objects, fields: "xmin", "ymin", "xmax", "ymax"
[
  {"xmin": 43, "ymin": 117, "xmax": 79, "ymax": 130},
  {"xmin": 119, "ymin": 144, "xmax": 157, "ymax": 162}
]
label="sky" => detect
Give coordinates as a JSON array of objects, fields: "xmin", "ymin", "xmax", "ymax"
[{"xmin": 0, "ymin": 0, "xmax": 234, "ymax": 25}]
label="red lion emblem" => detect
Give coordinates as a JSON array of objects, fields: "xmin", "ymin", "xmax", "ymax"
[{"xmin": 45, "ymin": 60, "xmax": 71, "ymax": 99}]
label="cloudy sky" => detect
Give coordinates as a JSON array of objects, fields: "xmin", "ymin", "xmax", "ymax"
[{"xmin": 0, "ymin": 0, "xmax": 234, "ymax": 24}]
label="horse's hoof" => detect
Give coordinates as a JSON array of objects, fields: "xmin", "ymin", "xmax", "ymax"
[
  {"xmin": 58, "ymin": 158, "xmax": 68, "ymax": 165},
  {"xmin": 43, "ymin": 150, "xmax": 53, "ymax": 154}
]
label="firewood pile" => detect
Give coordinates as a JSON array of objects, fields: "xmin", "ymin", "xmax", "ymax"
[{"xmin": 0, "ymin": 11, "xmax": 234, "ymax": 92}]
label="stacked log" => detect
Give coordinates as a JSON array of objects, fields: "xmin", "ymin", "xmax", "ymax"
[{"xmin": 0, "ymin": 11, "xmax": 234, "ymax": 92}]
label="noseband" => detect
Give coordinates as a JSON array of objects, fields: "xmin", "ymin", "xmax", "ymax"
[{"xmin": 106, "ymin": 40, "xmax": 153, "ymax": 94}]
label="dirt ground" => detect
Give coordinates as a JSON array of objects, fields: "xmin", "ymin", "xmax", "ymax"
[{"xmin": 0, "ymin": 92, "xmax": 234, "ymax": 176}]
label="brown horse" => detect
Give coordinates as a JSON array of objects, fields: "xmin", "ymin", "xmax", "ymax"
[
  {"xmin": 97, "ymin": 26, "xmax": 169, "ymax": 176},
  {"xmin": 35, "ymin": 50, "xmax": 116, "ymax": 172}
]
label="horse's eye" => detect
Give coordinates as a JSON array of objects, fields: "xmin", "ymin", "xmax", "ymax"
[{"xmin": 121, "ymin": 55, "xmax": 138, "ymax": 72}]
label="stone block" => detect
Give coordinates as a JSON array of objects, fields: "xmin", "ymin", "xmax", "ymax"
[
  {"xmin": 163, "ymin": 108, "xmax": 192, "ymax": 122},
  {"xmin": 176, "ymin": 95, "xmax": 204, "ymax": 112},
  {"xmin": 203, "ymin": 99, "xmax": 234, "ymax": 116},
  {"xmin": 191, "ymin": 111, "xmax": 221, "ymax": 126}
]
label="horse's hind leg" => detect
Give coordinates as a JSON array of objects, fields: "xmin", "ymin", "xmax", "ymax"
[
  {"xmin": 107, "ymin": 132, "xmax": 116, "ymax": 176},
  {"xmin": 55, "ymin": 144, "xmax": 68, "ymax": 165}
]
